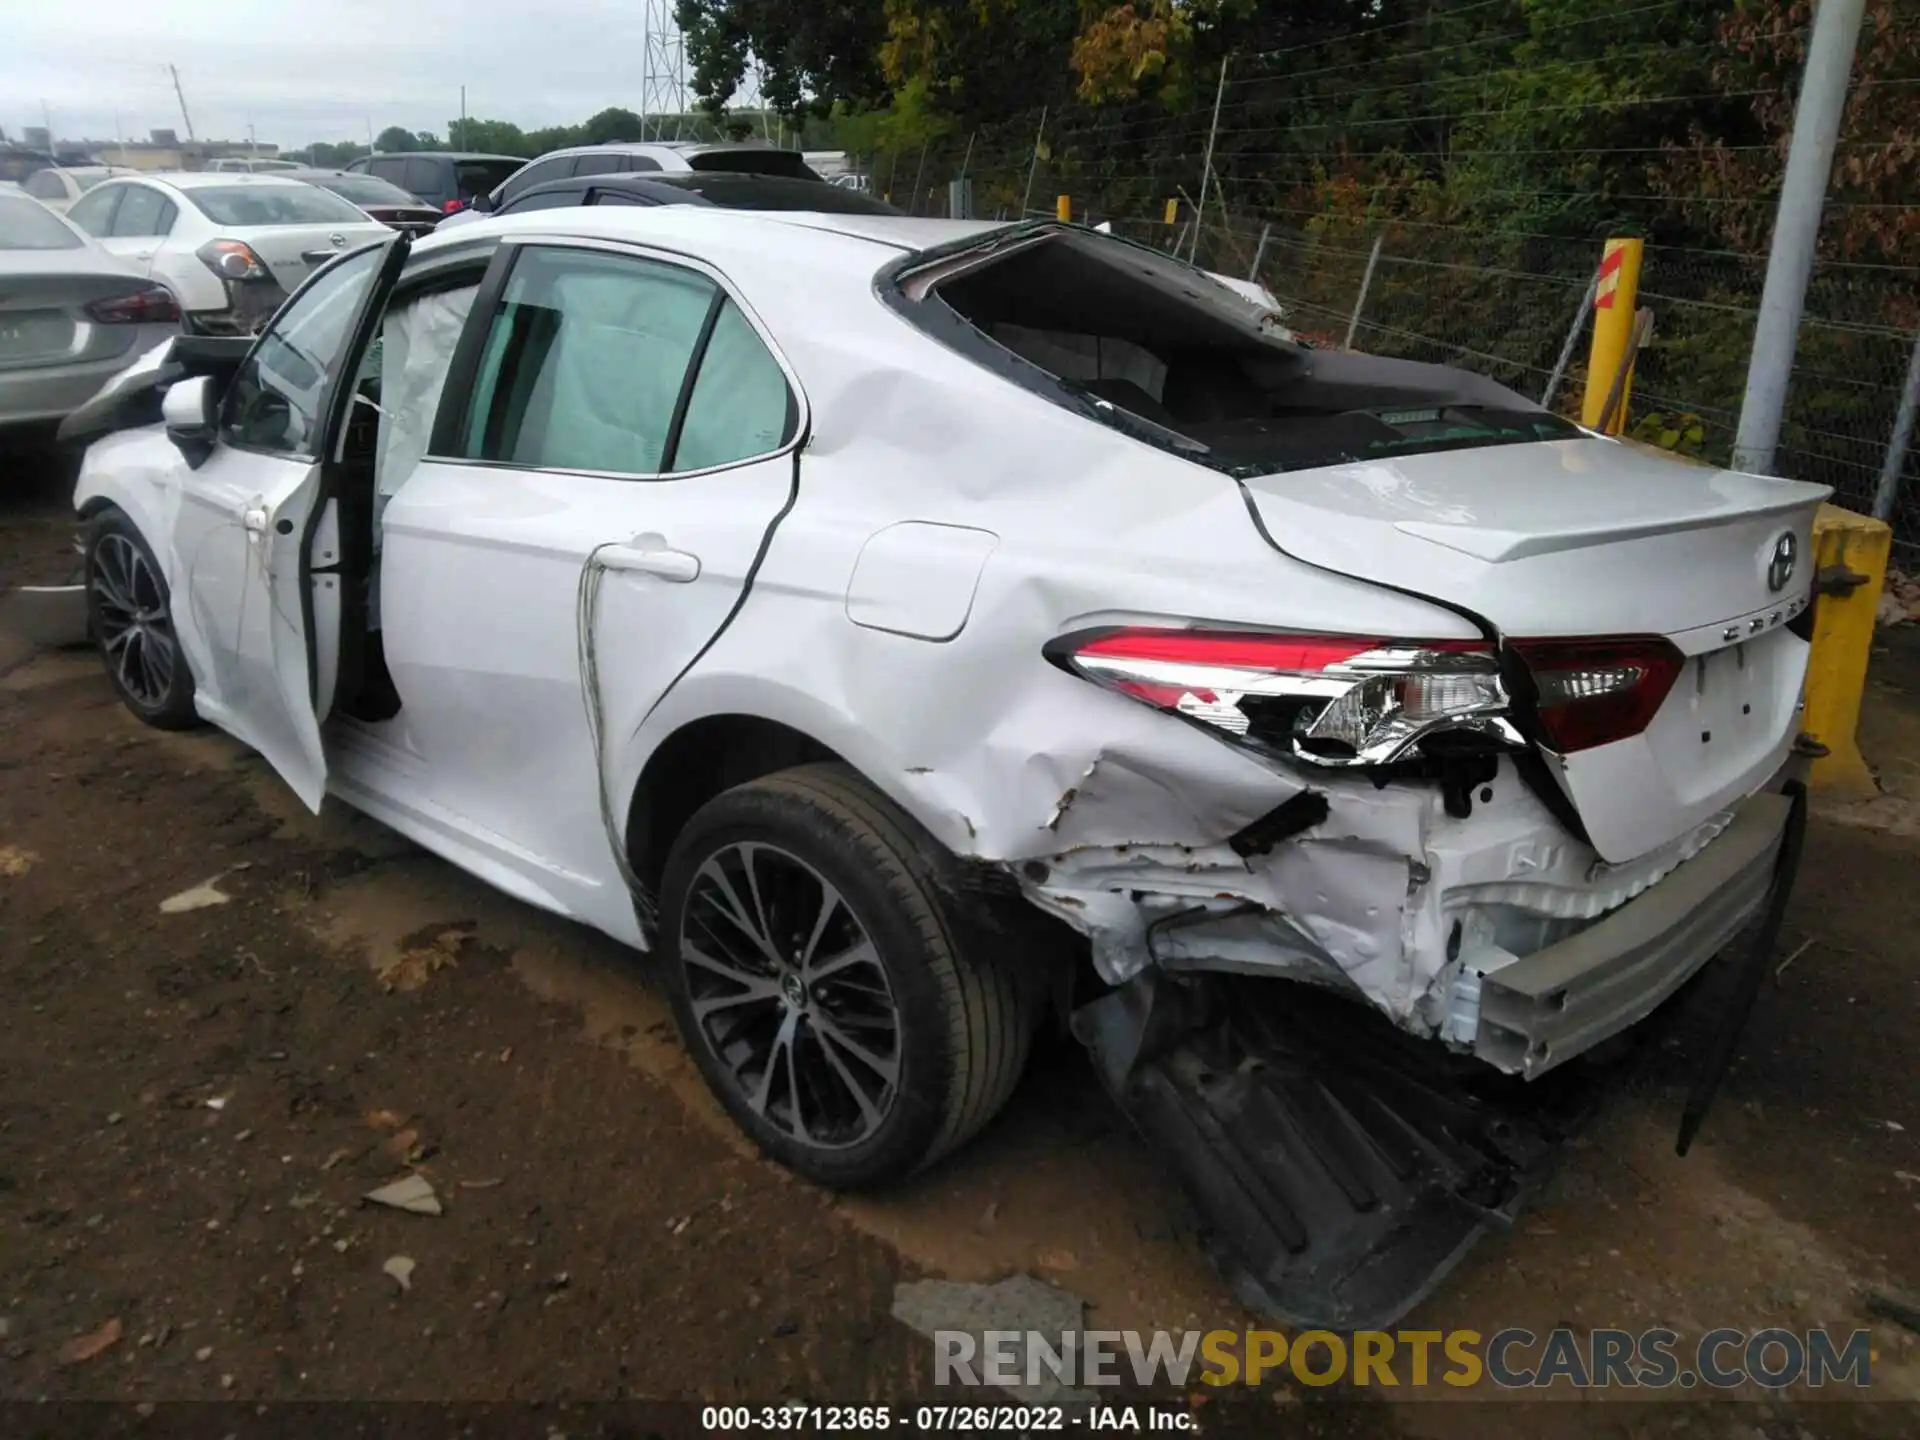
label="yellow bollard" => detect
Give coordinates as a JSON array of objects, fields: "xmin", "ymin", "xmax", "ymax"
[
  {"xmin": 1804, "ymin": 504, "xmax": 1892, "ymax": 799},
  {"xmin": 1580, "ymin": 238, "xmax": 1645, "ymax": 434},
  {"xmin": 1163, "ymin": 197, "xmax": 1179, "ymax": 226},
  {"xmin": 1057, "ymin": 194, "xmax": 1071, "ymax": 222}
]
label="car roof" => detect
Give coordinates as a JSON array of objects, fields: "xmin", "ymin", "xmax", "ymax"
[
  {"xmin": 375, "ymin": 151, "xmax": 522, "ymax": 163},
  {"xmin": 115, "ymin": 172, "xmax": 317, "ymax": 190},
  {"xmin": 421, "ymin": 204, "xmax": 1001, "ymax": 266}
]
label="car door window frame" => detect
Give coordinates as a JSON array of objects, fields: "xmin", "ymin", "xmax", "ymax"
[
  {"xmin": 108, "ymin": 184, "xmax": 174, "ymax": 238},
  {"xmin": 217, "ymin": 239, "xmax": 400, "ymax": 462},
  {"xmin": 426, "ymin": 236, "xmax": 807, "ymax": 482}
]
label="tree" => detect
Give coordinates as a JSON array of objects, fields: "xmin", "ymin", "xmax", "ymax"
[
  {"xmin": 447, "ymin": 117, "xmax": 530, "ymax": 155},
  {"xmin": 374, "ymin": 126, "xmax": 420, "ymax": 154},
  {"xmin": 581, "ymin": 107, "xmax": 648, "ymax": 144},
  {"xmin": 676, "ymin": 0, "xmax": 890, "ymax": 116}
]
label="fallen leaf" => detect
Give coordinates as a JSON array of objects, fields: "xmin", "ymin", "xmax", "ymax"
[
  {"xmin": 382, "ymin": 1255, "xmax": 416, "ymax": 1293},
  {"xmin": 57, "ymin": 1318, "xmax": 123, "ymax": 1366},
  {"xmin": 159, "ymin": 877, "xmax": 233, "ymax": 914},
  {"xmin": 364, "ymin": 1108, "xmax": 407, "ymax": 1131},
  {"xmin": 364, "ymin": 1175, "xmax": 443, "ymax": 1216},
  {"xmin": 0, "ymin": 845, "xmax": 39, "ymax": 878},
  {"xmin": 321, "ymin": 1147, "xmax": 355, "ymax": 1171},
  {"xmin": 1037, "ymin": 1248, "xmax": 1080, "ymax": 1272},
  {"xmin": 381, "ymin": 1127, "xmax": 420, "ymax": 1158},
  {"xmin": 376, "ymin": 929, "xmax": 465, "ymax": 993}
]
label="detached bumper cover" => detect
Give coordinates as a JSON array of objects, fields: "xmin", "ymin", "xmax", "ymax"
[{"xmin": 1472, "ymin": 790, "xmax": 1793, "ymax": 1078}]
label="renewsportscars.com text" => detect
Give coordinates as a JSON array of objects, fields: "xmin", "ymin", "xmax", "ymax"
[{"xmin": 934, "ymin": 1326, "xmax": 1874, "ymax": 1390}]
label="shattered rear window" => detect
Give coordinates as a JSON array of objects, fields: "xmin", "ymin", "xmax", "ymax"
[{"xmin": 888, "ymin": 225, "xmax": 1584, "ymax": 477}]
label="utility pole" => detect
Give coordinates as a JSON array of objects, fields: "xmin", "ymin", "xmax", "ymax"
[
  {"xmin": 459, "ymin": 85, "xmax": 467, "ymax": 146},
  {"xmin": 1189, "ymin": 55, "xmax": 1229, "ymax": 264},
  {"xmin": 168, "ymin": 64, "xmax": 196, "ymax": 142},
  {"xmin": 1732, "ymin": 0, "xmax": 1867, "ymax": 475}
]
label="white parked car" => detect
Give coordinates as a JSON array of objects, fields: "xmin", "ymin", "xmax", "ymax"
[
  {"xmin": 64, "ymin": 209, "xmax": 1824, "ymax": 1327},
  {"xmin": 63, "ymin": 173, "xmax": 391, "ymax": 334},
  {"xmin": 18, "ymin": 164, "xmax": 137, "ymax": 213}
]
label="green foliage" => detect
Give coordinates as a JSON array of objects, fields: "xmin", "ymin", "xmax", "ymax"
[{"xmin": 1629, "ymin": 411, "xmax": 1709, "ymax": 458}]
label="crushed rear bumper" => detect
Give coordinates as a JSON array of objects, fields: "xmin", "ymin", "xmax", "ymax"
[{"xmin": 1469, "ymin": 788, "xmax": 1795, "ymax": 1078}]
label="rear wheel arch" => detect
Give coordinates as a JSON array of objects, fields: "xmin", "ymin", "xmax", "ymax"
[{"xmin": 623, "ymin": 713, "xmax": 846, "ymax": 900}]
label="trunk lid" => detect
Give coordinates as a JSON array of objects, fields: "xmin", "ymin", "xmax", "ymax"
[
  {"xmin": 0, "ymin": 257, "xmax": 156, "ymax": 370},
  {"xmin": 1240, "ymin": 437, "xmax": 1830, "ymax": 862},
  {"xmin": 236, "ymin": 222, "xmax": 391, "ymax": 291}
]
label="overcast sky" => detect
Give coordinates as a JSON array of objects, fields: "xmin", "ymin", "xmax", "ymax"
[{"xmin": 5, "ymin": 0, "xmax": 689, "ymax": 148}]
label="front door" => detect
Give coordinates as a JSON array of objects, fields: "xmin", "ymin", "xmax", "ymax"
[
  {"xmin": 370, "ymin": 237, "xmax": 804, "ymax": 924},
  {"xmin": 167, "ymin": 237, "xmax": 410, "ymax": 809}
]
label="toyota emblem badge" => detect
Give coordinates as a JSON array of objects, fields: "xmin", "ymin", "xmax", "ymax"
[{"xmin": 1766, "ymin": 531, "xmax": 1798, "ymax": 593}]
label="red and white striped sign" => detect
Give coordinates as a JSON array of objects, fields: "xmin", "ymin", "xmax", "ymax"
[{"xmin": 1594, "ymin": 244, "xmax": 1628, "ymax": 310}]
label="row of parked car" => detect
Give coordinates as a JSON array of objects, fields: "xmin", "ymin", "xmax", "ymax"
[{"xmin": 0, "ymin": 141, "xmax": 901, "ymax": 441}]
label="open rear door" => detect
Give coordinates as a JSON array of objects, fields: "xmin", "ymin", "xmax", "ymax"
[{"xmin": 165, "ymin": 236, "xmax": 410, "ymax": 811}]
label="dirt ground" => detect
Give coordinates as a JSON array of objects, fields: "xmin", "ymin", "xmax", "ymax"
[{"xmin": 3, "ymin": 450, "xmax": 1919, "ymax": 1437}]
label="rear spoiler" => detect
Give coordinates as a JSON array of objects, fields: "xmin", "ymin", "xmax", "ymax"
[{"xmin": 56, "ymin": 335, "xmax": 252, "ymax": 450}]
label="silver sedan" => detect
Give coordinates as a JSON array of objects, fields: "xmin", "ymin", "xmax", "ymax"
[{"xmin": 1, "ymin": 189, "xmax": 182, "ymax": 438}]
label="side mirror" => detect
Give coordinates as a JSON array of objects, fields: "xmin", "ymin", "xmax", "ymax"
[{"xmin": 162, "ymin": 374, "xmax": 217, "ymax": 467}]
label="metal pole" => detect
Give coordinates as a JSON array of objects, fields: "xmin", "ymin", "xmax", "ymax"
[
  {"xmin": 957, "ymin": 129, "xmax": 976, "ymax": 184},
  {"xmin": 909, "ymin": 140, "xmax": 928, "ymax": 217},
  {"xmin": 1189, "ymin": 56, "xmax": 1229, "ymax": 264},
  {"xmin": 1873, "ymin": 330, "xmax": 1920, "ymax": 523},
  {"xmin": 1246, "ymin": 222, "xmax": 1271, "ymax": 282},
  {"xmin": 1542, "ymin": 270, "xmax": 1603, "ymax": 409},
  {"xmin": 1732, "ymin": 0, "xmax": 1868, "ymax": 474},
  {"xmin": 1344, "ymin": 234, "xmax": 1385, "ymax": 350},
  {"xmin": 1019, "ymin": 105, "xmax": 1048, "ymax": 219}
]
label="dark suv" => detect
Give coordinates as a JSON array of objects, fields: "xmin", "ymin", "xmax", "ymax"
[{"xmin": 344, "ymin": 152, "xmax": 522, "ymax": 214}]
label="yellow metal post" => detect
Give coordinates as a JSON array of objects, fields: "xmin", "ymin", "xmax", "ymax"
[
  {"xmin": 1163, "ymin": 198, "xmax": 1179, "ymax": 226},
  {"xmin": 1804, "ymin": 504, "xmax": 1892, "ymax": 799},
  {"xmin": 1580, "ymin": 238, "xmax": 1645, "ymax": 434},
  {"xmin": 1056, "ymin": 194, "xmax": 1071, "ymax": 222}
]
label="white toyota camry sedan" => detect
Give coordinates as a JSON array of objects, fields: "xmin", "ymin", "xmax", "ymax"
[{"xmin": 62, "ymin": 208, "xmax": 1826, "ymax": 1326}]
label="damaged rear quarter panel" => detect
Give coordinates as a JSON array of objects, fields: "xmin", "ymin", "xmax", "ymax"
[{"xmin": 608, "ymin": 266, "xmax": 1491, "ymax": 1005}]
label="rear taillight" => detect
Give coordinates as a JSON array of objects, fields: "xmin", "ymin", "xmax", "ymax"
[
  {"xmin": 1050, "ymin": 627, "xmax": 1519, "ymax": 766},
  {"xmin": 1508, "ymin": 636, "xmax": 1684, "ymax": 754},
  {"xmin": 196, "ymin": 238, "xmax": 269, "ymax": 282},
  {"xmin": 86, "ymin": 284, "xmax": 180, "ymax": 325},
  {"xmin": 442, "ymin": 198, "xmax": 466, "ymax": 214}
]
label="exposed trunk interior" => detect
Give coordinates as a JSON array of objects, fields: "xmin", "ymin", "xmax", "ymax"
[{"xmin": 905, "ymin": 226, "xmax": 1581, "ymax": 477}]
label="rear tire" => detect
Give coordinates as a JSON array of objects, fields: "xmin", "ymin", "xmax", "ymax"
[
  {"xmin": 84, "ymin": 507, "xmax": 199, "ymax": 730},
  {"xmin": 658, "ymin": 763, "xmax": 1040, "ymax": 1189}
]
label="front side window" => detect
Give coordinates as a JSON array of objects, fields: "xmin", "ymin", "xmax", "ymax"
[
  {"xmin": 498, "ymin": 156, "xmax": 567, "ymax": 205},
  {"xmin": 222, "ymin": 245, "xmax": 385, "ymax": 456},
  {"xmin": 65, "ymin": 184, "xmax": 121, "ymax": 237},
  {"xmin": 459, "ymin": 247, "xmax": 716, "ymax": 474}
]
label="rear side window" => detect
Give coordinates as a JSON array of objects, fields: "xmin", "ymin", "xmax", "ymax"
[
  {"xmin": 368, "ymin": 157, "xmax": 410, "ymax": 187},
  {"xmin": 23, "ymin": 170, "xmax": 67, "ymax": 201},
  {"xmin": 460, "ymin": 247, "xmax": 717, "ymax": 473},
  {"xmin": 110, "ymin": 186, "xmax": 176, "ymax": 238},
  {"xmin": 0, "ymin": 194, "xmax": 83, "ymax": 250},
  {"xmin": 455, "ymin": 159, "xmax": 521, "ymax": 199},
  {"xmin": 672, "ymin": 301, "xmax": 795, "ymax": 471},
  {"xmin": 572, "ymin": 154, "xmax": 625, "ymax": 177},
  {"xmin": 457, "ymin": 247, "xmax": 796, "ymax": 476}
]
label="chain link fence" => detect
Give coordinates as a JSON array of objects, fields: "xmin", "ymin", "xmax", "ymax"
[{"xmin": 854, "ymin": 120, "xmax": 1920, "ymax": 566}]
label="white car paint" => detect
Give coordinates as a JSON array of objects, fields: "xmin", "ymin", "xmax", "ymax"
[
  {"xmin": 70, "ymin": 207, "xmax": 1826, "ymax": 1078},
  {"xmin": 18, "ymin": 165, "xmax": 136, "ymax": 213},
  {"xmin": 62, "ymin": 172, "xmax": 390, "ymax": 328}
]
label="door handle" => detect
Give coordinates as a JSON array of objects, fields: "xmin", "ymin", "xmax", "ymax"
[{"xmin": 596, "ymin": 542, "xmax": 701, "ymax": 583}]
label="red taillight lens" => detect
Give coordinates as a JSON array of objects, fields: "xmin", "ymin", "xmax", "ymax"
[
  {"xmin": 442, "ymin": 198, "xmax": 465, "ymax": 213},
  {"xmin": 86, "ymin": 284, "xmax": 180, "ymax": 325},
  {"xmin": 1052, "ymin": 627, "xmax": 1515, "ymax": 765},
  {"xmin": 1509, "ymin": 636, "xmax": 1684, "ymax": 753}
]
